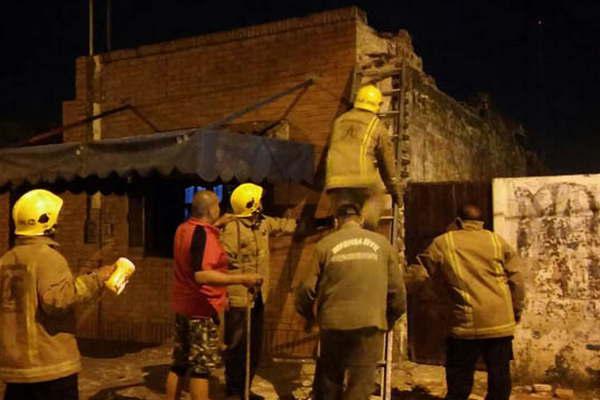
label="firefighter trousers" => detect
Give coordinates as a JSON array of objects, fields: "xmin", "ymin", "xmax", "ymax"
[
  {"xmin": 445, "ymin": 336, "xmax": 513, "ymax": 400},
  {"xmin": 313, "ymin": 328, "xmax": 384, "ymax": 400}
]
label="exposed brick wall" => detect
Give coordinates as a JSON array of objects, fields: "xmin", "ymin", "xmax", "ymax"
[{"xmin": 56, "ymin": 7, "xmax": 361, "ymax": 343}]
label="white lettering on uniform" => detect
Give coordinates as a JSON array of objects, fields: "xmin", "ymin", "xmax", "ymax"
[
  {"xmin": 330, "ymin": 252, "xmax": 378, "ymax": 263},
  {"xmin": 331, "ymin": 237, "xmax": 380, "ymax": 254}
]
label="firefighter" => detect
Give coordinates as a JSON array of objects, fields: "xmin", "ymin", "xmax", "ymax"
[
  {"xmin": 325, "ymin": 84, "xmax": 403, "ymax": 230},
  {"xmin": 221, "ymin": 183, "xmax": 297, "ymax": 400},
  {"xmin": 0, "ymin": 189, "xmax": 117, "ymax": 400},
  {"xmin": 417, "ymin": 204, "xmax": 526, "ymax": 400},
  {"xmin": 295, "ymin": 203, "xmax": 406, "ymax": 400}
]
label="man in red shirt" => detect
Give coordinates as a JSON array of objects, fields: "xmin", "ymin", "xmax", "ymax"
[{"xmin": 166, "ymin": 190, "xmax": 262, "ymax": 400}]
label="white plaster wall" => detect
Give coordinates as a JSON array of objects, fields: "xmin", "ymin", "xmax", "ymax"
[{"xmin": 494, "ymin": 174, "xmax": 600, "ymax": 385}]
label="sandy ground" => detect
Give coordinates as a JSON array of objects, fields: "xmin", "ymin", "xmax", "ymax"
[{"xmin": 0, "ymin": 340, "xmax": 597, "ymax": 399}]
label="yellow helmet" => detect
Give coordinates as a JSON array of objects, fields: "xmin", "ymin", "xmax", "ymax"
[
  {"xmin": 12, "ymin": 189, "xmax": 63, "ymax": 236},
  {"xmin": 354, "ymin": 85, "xmax": 382, "ymax": 113},
  {"xmin": 230, "ymin": 183, "xmax": 263, "ymax": 217}
]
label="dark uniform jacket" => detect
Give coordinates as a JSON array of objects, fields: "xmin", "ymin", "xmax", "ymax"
[
  {"xmin": 418, "ymin": 220, "xmax": 526, "ymax": 339},
  {"xmin": 295, "ymin": 221, "xmax": 406, "ymax": 331},
  {"xmin": 325, "ymin": 108, "xmax": 400, "ymax": 198},
  {"xmin": 222, "ymin": 216, "xmax": 296, "ymax": 307},
  {"xmin": 0, "ymin": 236, "xmax": 103, "ymax": 383}
]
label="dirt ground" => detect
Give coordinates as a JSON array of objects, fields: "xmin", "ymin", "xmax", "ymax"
[{"xmin": 0, "ymin": 340, "xmax": 597, "ymax": 399}]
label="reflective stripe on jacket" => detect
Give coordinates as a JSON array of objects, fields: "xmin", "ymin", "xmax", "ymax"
[
  {"xmin": 221, "ymin": 216, "xmax": 296, "ymax": 307},
  {"xmin": 0, "ymin": 236, "xmax": 103, "ymax": 383},
  {"xmin": 418, "ymin": 220, "xmax": 525, "ymax": 339},
  {"xmin": 325, "ymin": 108, "xmax": 398, "ymax": 194}
]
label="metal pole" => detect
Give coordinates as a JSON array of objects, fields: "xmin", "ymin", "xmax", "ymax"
[
  {"xmin": 88, "ymin": 0, "xmax": 94, "ymax": 56},
  {"xmin": 245, "ymin": 290, "xmax": 253, "ymax": 400},
  {"xmin": 204, "ymin": 79, "xmax": 314, "ymax": 130},
  {"xmin": 106, "ymin": 0, "xmax": 112, "ymax": 51}
]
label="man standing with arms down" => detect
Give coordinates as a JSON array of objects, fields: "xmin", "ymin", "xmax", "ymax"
[
  {"xmin": 221, "ymin": 183, "xmax": 297, "ymax": 400},
  {"xmin": 325, "ymin": 84, "xmax": 403, "ymax": 229},
  {"xmin": 295, "ymin": 203, "xmax": 406, "ymax": 400},
  {"xmin": 417, "ymin": 204, "xmax": 525, "ymax": 400},
  {"xmin": 166, "ymin": 190, "xmax": 263, "ymax": 400},
  {"xmin": 0, "ymin": 189, "xmax": 117, "ymax": 400}
]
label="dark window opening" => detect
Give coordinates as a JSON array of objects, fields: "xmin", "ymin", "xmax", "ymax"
[{"xmin": 128, "ymin": 182, "xmax": 233, "ymax": 258}]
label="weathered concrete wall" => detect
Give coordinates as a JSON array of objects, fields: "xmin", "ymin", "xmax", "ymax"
[
  {"xmin": 494, "ymin": 174, "xmax": 600, "ymax": 386},
  {"xmin": 408, "ymin": 74, "xmax": 528, "ymax": 182}
]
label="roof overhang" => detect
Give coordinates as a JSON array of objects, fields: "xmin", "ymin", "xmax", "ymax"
[{"xmin": 0, "ymin": 128, "xmax": 314, "ymax": 190}]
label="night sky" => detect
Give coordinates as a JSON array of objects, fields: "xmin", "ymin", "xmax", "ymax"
[{"xmin": 1, "ymin": 1, "xmax": 599, "ymax": 174}]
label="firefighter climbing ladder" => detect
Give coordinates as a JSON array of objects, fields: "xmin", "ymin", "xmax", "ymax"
[{"xmin": 361, "ymin": 58, "xmax": 410, "ymax": 400}]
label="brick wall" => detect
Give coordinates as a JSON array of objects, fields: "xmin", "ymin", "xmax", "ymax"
[
  {"xmin": 407, "ymin": 68, "xmax": 528, "ymax": 182},
  {"xmin": 56, "ymin": 7, "xmax": 362, "ymax": 343}
]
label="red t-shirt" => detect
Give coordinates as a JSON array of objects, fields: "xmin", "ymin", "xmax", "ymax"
[{"xmin": 171, "ymin": 218, "xmax": 228, "ymax": 317}]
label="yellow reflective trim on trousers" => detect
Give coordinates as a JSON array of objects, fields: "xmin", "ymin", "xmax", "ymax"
[
  {"xmin": 359, "ymin": 117, "xmax": 379, "ymax": 177},
  {"xmin": 445, "ymin": 232, "xmax": 474, "ymax": 325}
]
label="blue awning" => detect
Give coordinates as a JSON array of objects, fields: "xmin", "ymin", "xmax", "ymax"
[{"xmin": 0, "ymin": 128, "xmax": 314, "ymax": 188}]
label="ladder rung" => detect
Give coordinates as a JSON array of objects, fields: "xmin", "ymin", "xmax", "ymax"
[
  {"xmin": 382, "ymin": 89, "xmax": 402, "ymax": 96},
  {"xmin": 390, "ymin": 134, "xmax": 410, "ymax": 140},
  {"xmin": 380, "ymin": 216, "xmax": 395, "ymax": 220}
]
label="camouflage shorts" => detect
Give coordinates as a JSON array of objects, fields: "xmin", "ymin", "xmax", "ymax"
[{"xmin": 171, "ymin": 314, "xmax": 222, "ymax": 377}]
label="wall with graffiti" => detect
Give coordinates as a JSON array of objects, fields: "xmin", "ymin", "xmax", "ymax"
[{"xmin": 494, "ymin": 174, "xmax": 600, "ymax": 385}]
